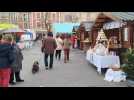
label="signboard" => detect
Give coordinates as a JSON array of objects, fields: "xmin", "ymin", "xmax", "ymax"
[
  {"xmin": 103, "ymin": 21, "xmax": 123, "ymax": 29},
  {"xmin": 124, "ymin": 28, "xmax": 128, "ymax": 41}
]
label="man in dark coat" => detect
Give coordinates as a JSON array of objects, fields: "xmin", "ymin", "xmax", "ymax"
[{"xmin": 42, "ymin": 32, "xmax": 57, "ymax": 70}]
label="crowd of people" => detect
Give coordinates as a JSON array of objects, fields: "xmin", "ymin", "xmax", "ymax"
[
  {"xmin": 0, "ymin": 32, "xmax": 80, "ymax": 87},
  {"xmin": 41, "ymin": 32, "xmax": 72, "ymax": 70}
]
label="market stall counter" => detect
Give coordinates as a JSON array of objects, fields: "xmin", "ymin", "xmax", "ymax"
[
  {"xmin": 86, "ymin": 49, "xmax": 120, "ymax": 74},
  {"xmin": 86, "ymin": 29, "xmax": 121, "ymax": 74}
]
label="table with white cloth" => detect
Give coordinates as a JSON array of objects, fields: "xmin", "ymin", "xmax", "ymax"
[{"xmin": 86, "ymin": 51, "xmax": 120, "ymax": 74}]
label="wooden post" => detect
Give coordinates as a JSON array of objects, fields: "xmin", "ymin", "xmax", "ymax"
[{"xmin": 119, "ymin": 28, "xmax": 122, "ymax": 47}]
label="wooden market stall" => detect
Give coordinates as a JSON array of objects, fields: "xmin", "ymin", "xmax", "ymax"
[
  {"xmin": 91, "ymin": 13, "xmax": 115, "ymax": 46},
  {"xmin": 78, "ymin": 21, "xmax": 94, "ymax": 51},
  {"xmin": 91, "ymin": 12, "xmax": 134, "ymax": 64}
]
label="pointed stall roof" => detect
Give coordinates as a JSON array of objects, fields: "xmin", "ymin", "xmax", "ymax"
[{"xmin": 91, "ymin": 12, "xmax": 134, "ymax": 30}]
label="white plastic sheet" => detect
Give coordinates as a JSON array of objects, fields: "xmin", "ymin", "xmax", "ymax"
[{"xmin": 104, "ymin": 69, "xmax": 126, "ymax": 82}]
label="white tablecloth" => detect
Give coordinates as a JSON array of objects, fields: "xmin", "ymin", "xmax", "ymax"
[{"xmin": 86, "ymin": 51, "xmax": 120, "ymax": 73}]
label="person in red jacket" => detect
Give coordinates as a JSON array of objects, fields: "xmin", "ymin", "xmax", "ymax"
[{"xmin": 71, "ymin": 34, "xmax": 77, "ymax": 49}]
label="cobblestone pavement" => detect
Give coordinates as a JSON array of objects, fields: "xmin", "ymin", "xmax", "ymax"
[{"xmin": 10, "ymin": 41, "xmax": 127, "ymax": 87}]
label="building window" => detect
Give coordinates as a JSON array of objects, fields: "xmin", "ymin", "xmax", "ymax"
[
  {"xmin": 24, "ymin": 14, "xmax": 28, "ymax": 22},
  {"xmin": 37, "ymin": 13, "xmax": 40, "ymax": 19},
  {"xmin": 37, "ymin": 22, "xmax": 41, "ymax": 28},
  {"xmin": 53, "ymin": 14, "xmax": 55, "ymax": 22}
]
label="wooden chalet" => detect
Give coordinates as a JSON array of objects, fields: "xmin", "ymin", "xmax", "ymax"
[
  {"xmin": 92, "ymin": 12, "xmax": 134, "ymax": 48},
  {"xmin": 91, "ymin": 12, "xmax": 134, "ymax": 64},
  {"xmin": 78, "ymin": 21, "xmax": 94, "ymax": 50}
]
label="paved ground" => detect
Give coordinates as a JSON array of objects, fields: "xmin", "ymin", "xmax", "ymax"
[{"xmin": 10, "ymin": 41, "xmax": 127, "ymax": 87}]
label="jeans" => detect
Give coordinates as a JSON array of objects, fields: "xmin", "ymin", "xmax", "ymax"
[
  {"xmin": 55, "ymin": 50, "xmax": 62, "ymax": 60},
  {"xmin": 44, "ymin": 53, "xmax": 54, "ymax": 68}
]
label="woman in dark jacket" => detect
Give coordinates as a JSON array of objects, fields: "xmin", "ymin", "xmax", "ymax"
[
  {"xmin": 9, "ymin": 40, "xmax": 24, "ymax": 85},
  {"xmin": 0, "ymin": 35, "xmax": 15, "ymax": 87}
]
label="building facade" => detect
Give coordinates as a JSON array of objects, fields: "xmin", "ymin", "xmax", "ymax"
[{"xmin": 0, "ymin": 12, "xmax": 100, "ymax": 30}]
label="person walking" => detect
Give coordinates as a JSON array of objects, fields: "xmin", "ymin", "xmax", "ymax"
[
  {"xmin": 71, "ymin": 33, "xmax": 77, "ymax": 49},
  {"xmin": 55, "ymin": 34, "xmax": 63, "ymax": 60},
  {"xmin": 63, "ymin": 34, "xmax": 72, "ymax": 63},
  {"xmin": 41, "ymin": 32, "xmax": 57, "ymax": 70},
  {"xmin": 77, "ymin": 35, "xmax": 80, "ymax": 49},
  {"xmin": 9, "ymin": 40, "xmax": 24, "ymax": 85},
  {"xmin": 0, "ymin": 34, "xmax": 15, "ymax": 87}
]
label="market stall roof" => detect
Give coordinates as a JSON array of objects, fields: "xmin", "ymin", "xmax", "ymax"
[
  {"xmin": 0, "ymin": 23, "xmax": 17, "ymax": 30},
  {"xmin": 90, "ymin": 13, "xmax": 112, "ymax": 31},
  {"xmin": 91, "ymin": 12, "xmax": 134, "ymax": 31},
  {"xmin": 0, "ymin": 23, "xmax": 18, "ymax": 34},
  {"xmin": 111, "ymin": 12, "xmax": 134, "ymax": 21},
  {"xmin": 102, "ymin": 12, "xmax": 134, "ymax": 29}
]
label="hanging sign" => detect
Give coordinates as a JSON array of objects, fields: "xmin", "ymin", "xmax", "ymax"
[
  {"xmin": 103, "ymin": 21, "xmax": 123, "ymax": 29},
  {"xmin": 124, "ymin": 28, "xmax": 128, "ymax": 41}
]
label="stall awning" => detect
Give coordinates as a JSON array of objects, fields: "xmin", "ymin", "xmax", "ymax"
[
  {"xmin": 92, "ymin": 12, "xmax": 134, "ymax": 30},
  {"xmin": 0, "ymin": 24, "xmax": 19, "ymax": 34},
  {"xmin": 102, "ymin": 12, "xmax": 134, "ymax": 29},
  {"xmin": 111, "ymin": 12, "xmax": 134, "ymax": 21},
  {"xmin": 0, "ymin": 23, "xmax": 17, "ymax": 30}
]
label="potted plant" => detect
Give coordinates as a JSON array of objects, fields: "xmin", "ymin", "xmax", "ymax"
[{"xmin": 121, "ymin": 48, "xmax": 134, "ymax": 87}]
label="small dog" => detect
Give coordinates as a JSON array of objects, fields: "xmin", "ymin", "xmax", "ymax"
[{"xmin": 32, "ymin": 61, "xmax": 39, "ymax": 74}]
